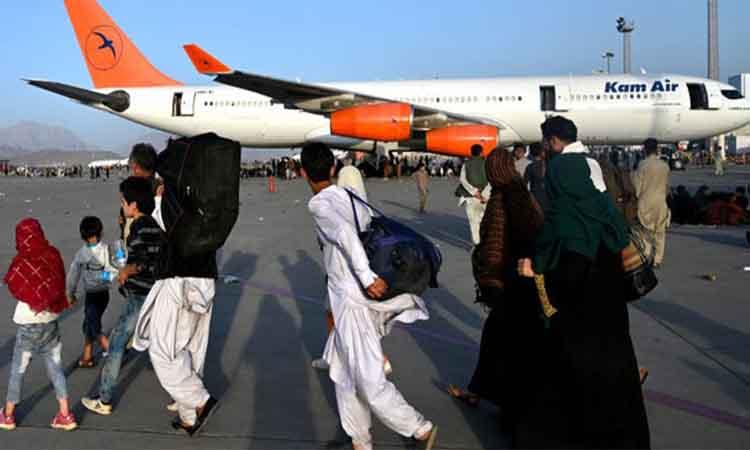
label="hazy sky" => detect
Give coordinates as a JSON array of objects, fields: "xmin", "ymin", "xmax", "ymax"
[{"xmin": 1, "ymin": 0, "xmax": 749, "ymax": 149}]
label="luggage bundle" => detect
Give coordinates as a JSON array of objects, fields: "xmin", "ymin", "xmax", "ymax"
[
  {"xmin": 347, "ymin": 191, "xmax": 442, "ymax": 300},
  {"xmin": 157, "ymin": 133, "xmax": 241, "ymax": 277}
]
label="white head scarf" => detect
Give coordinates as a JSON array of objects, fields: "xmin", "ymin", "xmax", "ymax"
[{"xmin": 337, "ymin": 165, "xmax": 368, "ymax": 201}]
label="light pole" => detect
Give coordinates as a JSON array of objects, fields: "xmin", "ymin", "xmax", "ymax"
[
  {"xmin": 602, "ymin": 51, "xmax": 615, "ymax": 74},
  {"xmin": 617, "ymin": 17, "xmax": 635, "ymax": 74}
]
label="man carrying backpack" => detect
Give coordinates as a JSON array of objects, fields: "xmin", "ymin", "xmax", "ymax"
[
  {"xmin": 458, "ymin": 144, "xmax": 491, "ymax": 246},
  {"xmin": 133, "ymin": 134, "xmax": 241, "ymax": 435},
  {"xmin": 300, "ymin": 143, "xmax": 437, "ymax": 450}
]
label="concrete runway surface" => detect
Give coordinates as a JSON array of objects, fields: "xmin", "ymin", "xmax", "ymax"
[{"xmin": 0, "ymin": 166, "xmax": 748, "ymax": 449}]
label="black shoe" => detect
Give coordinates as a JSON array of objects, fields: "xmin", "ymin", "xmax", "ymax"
[
  {"xmin": 170, "ymin": 397, "xmax": 218, "ymax": 437},
  {"xmin": 171, "ymin": 416, "xmax": 199, "ymax": 436},
  {"xmin": 197, "ymin": 397, "xmax": 218, "ymax": 425}
]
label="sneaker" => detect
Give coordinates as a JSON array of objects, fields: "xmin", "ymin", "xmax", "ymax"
[
  {"xmin": 167, "ymin": 401, "xmax": 179, "ymax": 412},
  {"xmin": 0, "ymin": 409, "xmax": 16, "ymax": 431},
  {"xmin": 51, "ymin": 412, "xmax": 77, "ymax": 431},
  {"xmin": 81, "ymin": 397, "xmax": 112, "ymax": 416},
  {"xmin": 311, "ymin": 358, "xmax": 329, "ymax": 370}
]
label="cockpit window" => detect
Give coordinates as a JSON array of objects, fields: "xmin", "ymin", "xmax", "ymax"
[{"xmin": 721, "ymin": 89, "xmax": 744, "ymax": 100}]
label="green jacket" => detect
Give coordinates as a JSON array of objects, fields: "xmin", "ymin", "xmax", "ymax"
[{"xmin": 532, "ymin": 152, "xmax": 629, "ymax": 274}]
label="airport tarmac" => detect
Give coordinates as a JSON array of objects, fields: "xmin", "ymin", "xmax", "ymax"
[{"xmin": 0, "ymin": 166, "xmax": 748, "ymax": 449}]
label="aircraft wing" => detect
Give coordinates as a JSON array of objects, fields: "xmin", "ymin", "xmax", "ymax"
[{"xmin": 183, "ymin": 44, "xmax": 502, "ymax": 132}]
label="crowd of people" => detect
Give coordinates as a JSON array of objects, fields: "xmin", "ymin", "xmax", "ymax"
[{"xmin": 2, "ymin": 113, "xmax": 750, "ymax": 449}]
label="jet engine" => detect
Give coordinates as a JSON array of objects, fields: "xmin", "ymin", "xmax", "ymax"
[
  {"xmin": 425, "ymin": 124, "xmax": 499, "ymax": 156},
  {"xmin": 330, "ymin": 103, "xmax": 413, "ymax": 142}
]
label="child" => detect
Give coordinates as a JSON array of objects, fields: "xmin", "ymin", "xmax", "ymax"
[
  {"xmin": 66, "ymin": 216, "xmax": 117, "ymax": 368},
  {"xmin": 300, "ymin": 143, "xmax": 437, "ymax": 450},
  {"xmin": 82, "ymin": 177, "xmax": 165, "ymax": 416},
  {"xmin": 1, "ymin": 218, "xmax": 77, "ymax": 431}
]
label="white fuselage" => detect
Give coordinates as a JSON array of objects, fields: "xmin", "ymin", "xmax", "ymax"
[{"xmin": 91, "ymin": 73, "xmax": 750, "ymax": 151}]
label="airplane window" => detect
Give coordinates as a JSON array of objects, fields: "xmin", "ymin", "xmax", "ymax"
[
  {"xmin": 473, "ymin": 96, "xmax": 478, "ymax": 102},
  {"xmin": 499, "ymin": 97, "xmax": 503, "ymax": 102},
  {"xmin": 518, "ymin": 96, "xmax": 523, "ymax": 101},
  {"xmin": 436, "ymin": 98, "xmax": 440, "ymax": 103},
  {"xmin": 722, "ymin": 89, "xmax": 744, "ymax": 99},
  {"xmin": 575, "ymin": 95, "xmax": 581, "ymax": 101},
  {"xmin": 596, "ymin": 95, "xmax": 601, "ymax": 100},
  {"xmin": 616, "ymin": 95, "xmax": 621, "ymax": 100}
]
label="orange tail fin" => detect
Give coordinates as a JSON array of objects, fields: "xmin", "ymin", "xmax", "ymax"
[{"xmin": 64, "ymin": 0, "xmax": 181, "ymax": 88}]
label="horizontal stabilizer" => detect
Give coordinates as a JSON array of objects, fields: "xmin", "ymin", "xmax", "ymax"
[
  {"xmin": 183, "ymin": 44, "xmax": 232, "ymax": 75},
  {"xmin": 24, "ymin": 79, "xmax": 130, "ymax": 112}
]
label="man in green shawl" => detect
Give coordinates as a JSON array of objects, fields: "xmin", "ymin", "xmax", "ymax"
[
  {"xmin": 519, "ymin": 116, "xmax": 629, "ymax": 276},
  {"xmin": 514, "ymin": 116, "xmax": 650, "ymax": 449}
]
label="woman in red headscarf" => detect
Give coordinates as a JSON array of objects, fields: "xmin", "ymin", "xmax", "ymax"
[
  {"xmin": 1, "ymin": 218, "xmax": 76, "ymax": 431},
  {"xmin": 4, "ymin": 218, "xmax": 68, "ymax": 314}
]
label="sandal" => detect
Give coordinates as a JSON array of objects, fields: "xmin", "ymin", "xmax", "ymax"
[
  {"xmin": 639, "ymin": 367, "xmax": 649, "ymax": 385},
  {"xmin": 446, "ymin": 384, "xmax": 480, "ymax": 407},
  {"xmin": 77, "ymin": 358, "xmax": 95, "ymax": 368}
]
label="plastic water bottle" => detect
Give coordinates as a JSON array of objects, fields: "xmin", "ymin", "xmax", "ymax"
[
  {"xmin": 112, "ymin": 240, "xmax": 127, "ymax": 269},
  {"xmin": 101, "ymin": 271, "xmax": 113, "ymax": 282}
]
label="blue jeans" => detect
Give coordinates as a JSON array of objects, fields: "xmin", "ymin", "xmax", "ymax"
[
  {"xmin": 6, "ymin": 321, "xmax": 67, "ymax": 404},
  {"xmin": 99, "ymin": 293, "xmax": 146, "ymax": 403}
]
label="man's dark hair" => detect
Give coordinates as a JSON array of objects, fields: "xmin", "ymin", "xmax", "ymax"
[
  {"xmin": 738, "ymin": 186, "xmax": 747, "ymax": 195},
  {"xmin": 529, "ymin": 143, "xmax": 544, "ymax": 158},
  {"xmin": 300, "ymin": 143, "xmax": 335, "ymax": 183},
  {"xmin": 129, "ymin": 143, "xmax": 157, "ymax": 173},
  {"xmin": 79, "ymin": 216, "xmax": 103, "ymax": 241},
  {"xmin": 470, "ymin": 144, "xmax": 483, "ymax": 157},
  {"xmin": 643, "ymin": 138, "xmax": 659, "ymax": 155},
  {"xmin": 120, "ymin": 176, "xmax": 155, "ymax": 215},
  {"xmin": 541, "ymin": 116, "xmax": 578, "ymax": 143},
  {"xmin": 513, "ymin": 143, "xmax": 526, "ymax": 151}
]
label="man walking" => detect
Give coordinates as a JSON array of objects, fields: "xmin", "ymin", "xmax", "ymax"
[
  {"xmin": 632, "ymin": 138, "xmax": 670, "ymax": 268},
  {"xmin": 458, "ymin": 144, "xmax": 491, "ymax": 246}
]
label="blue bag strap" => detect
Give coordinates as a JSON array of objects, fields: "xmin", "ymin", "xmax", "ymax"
[
  {"xmin": 345, "ymin": 189, "xmax": 385, "ymax": 217},
  {"xmin": 347, "ymin": 190, "xmax": 362, "ymax": 235}
]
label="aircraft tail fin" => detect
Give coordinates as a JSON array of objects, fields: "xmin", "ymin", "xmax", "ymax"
[{"xmin": 64, "ymin": 0, "xmax": 181, "ymax": 88}]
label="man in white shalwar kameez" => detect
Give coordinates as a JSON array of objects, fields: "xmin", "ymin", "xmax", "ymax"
[
  {"xmin": 301, "ymin": 143, "xmax": 438, "ymax": 450},
  {"xmin": 133, "ymin": 196, "xmax": 217, "ymax": 435}
]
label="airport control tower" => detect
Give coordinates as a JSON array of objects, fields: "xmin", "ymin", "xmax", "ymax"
[
  {"xmin": 708, "ymin": 0, "xmax": 719, "ymax": 80},
  {"xmin": 616, "ymin": 17, "xmax": 635, "ymax": 74}
]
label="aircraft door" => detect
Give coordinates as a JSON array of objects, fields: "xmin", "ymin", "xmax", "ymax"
[
  {"xmin": 687, "ymin": 84, "xmax": 709, "ymax": 110},
  {"xmin": 540, "ymin": 86, "xmax": 556, "ymax": 111},
  {"xmin": 540, "ymin": 85, "xmax": 570, "ymax": 112},
  {"xmin": 171, "ymin": 91, "xmax": 200, "ymax": 117}
]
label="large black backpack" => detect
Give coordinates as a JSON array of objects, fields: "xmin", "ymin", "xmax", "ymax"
[
  {"xmin": 157, "ymin": 133, "xmax": 240, "ymax": 268},
  {"xmin": 347, "ymin": 190, "xmax": 442, "ymax": 299}
]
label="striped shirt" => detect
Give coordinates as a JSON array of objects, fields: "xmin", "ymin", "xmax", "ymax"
[{"xmin": 124, "ymin": 215, "xmax": 165, "ymax": 296}]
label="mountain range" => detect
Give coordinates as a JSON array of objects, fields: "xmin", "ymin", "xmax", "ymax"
[{"xmin": 0, "ymin": 121, "xmax": 172, "ymax": 160}]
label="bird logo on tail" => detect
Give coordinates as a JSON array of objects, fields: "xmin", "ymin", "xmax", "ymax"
[{"xmin": 85, "ymin": 26, "xmax": 122, "ymax": 70}]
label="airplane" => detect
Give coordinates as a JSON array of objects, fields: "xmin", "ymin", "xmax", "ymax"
[{"xmin": 26, "ymin": 0, "xmax": 750, "ymax": 158}]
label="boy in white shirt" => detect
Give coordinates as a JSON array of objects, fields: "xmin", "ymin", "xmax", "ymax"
[
  {"xmin": 66, "ymin": 216, "xmax": 117, "ymax": 367},
  {"xmin": 300, "ymin": 143, "xmax": 437, "ymax": 450}
]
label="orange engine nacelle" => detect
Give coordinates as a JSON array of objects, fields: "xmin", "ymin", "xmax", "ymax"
[
  {"xmin": 331, "ymin": 103, "xmax": 413, "ymax": 142},
  {"xmin": 425, "ymin": 125, "xmax": 499, "ymax": 157}
]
